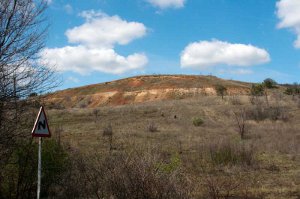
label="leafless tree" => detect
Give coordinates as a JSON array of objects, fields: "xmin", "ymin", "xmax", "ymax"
[
  {"xmin": 233, "ymin": 109, "xmax": 247, "ymax": 139},
  {"xmin": 0, "ymin": 0, "xmax": 59, "ymax": 192}
]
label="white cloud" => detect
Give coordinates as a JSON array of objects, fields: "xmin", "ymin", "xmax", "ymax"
[
  {"xmin": 79, "ymin": 10, "xmax": 105, "ymax": 20},
  {"xmin": 41, "ymin": 11, "xmax": 148, "ymax": 75},
  {"xmin": 41, "ymin": 46, "xmax": 148, "ymax": 75},
  {"xmin": 146, "ymin": 0, "xmax": 186, "ymax": 9},
  {"xmin": 218, "ymin": 68, "xmax": 253, "ymax": 75},
  {"xmin": 67, "ymin": 77, "xmax": 79, "ymax": 83},
  {"xmin": 64, "ymin": 4, "xmax": 73, "ymax": 15},
  {"xmin": 180, "ymin": 40, "xmax": 270, "ymax": 69},
  {"xmin": 276, "ymin": 0, "xmax": 300, "ymax": 48},
  {"xmin": 66, "ymin": 10, "xmax": 147, "ymax": 48},
  {"xmin": 229, "ymin": 69, "xmax": 253, "ymax": 75}
]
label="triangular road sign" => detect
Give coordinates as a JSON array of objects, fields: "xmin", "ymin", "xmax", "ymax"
[{"xmin": 32, "ymin": 106, "xmax": 51, "ymax": 137}]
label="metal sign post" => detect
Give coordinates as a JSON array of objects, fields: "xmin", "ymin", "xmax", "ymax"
[
  {"xmin": 32, "ymin": 106, "xmax": 51, "ymax": 199},
  {"xmin": 37, "ymin": 137, "xmax": 42, "ymax": 199}
]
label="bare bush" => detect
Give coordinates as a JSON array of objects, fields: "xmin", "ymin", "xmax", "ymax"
[
  {"xmin": 147, "ymin": 122, "xmax": 158, "ymax": 132},
  {"xmin": 271, "ymin": 92, "xmax": 284, "ymax": 104},
  {"xmin": 245, "ymin": 105, "xmax": 289, "ymax": 122},
  {"xmin": 201, "ymin": 169, "xmax": 263, "ymax": 199},
  {"xmin": 249, "ymin": 95, "xmax": 264, "ymax": 105},
  {"xmin": 103, "ymin": 124, "xmax": 113, "ymax": 137},
  {"xmin": 103, "ymin": 124, "xmax": 113, "ymax": 151},
  {"xmin": 229, "ymin": 95, "xmax": 242, "ymax": 105},
  {"xmin": 77, "ymin": 98, "xmax": 90, "ymax": 108},
  {"xmin": 93, "ymin": 108, "xmax": 100, "ymax": 122},
  {"xmin": 54, "ymin": 124, "xmax": 64, "ymax": 145},
  {"xmin": 233, "ymin": 109, "xmax": 248, "ymax": 139},
  {"xmin": 60, "ymin": 151, "xmax": 193, "ymax": 199}
]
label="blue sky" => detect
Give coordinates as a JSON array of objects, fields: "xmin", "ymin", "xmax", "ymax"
[{"xmin": 42, "ymin": 0, "xmax": 300, "ymax": 90}]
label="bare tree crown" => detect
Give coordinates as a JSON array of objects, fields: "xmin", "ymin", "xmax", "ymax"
[
  {"xmin": 0, "ymin": 0, "xmax": 58, "ymax": 168},
  {"xmin": 0, "ymin": 0, "xmax": 58, "ymax": 101}
]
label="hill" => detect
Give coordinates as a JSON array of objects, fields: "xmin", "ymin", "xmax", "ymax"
[
  {"xmin": 45, "ymin": 75, "xmax": 252, "ymax": 108},
  {"xmin": 41, "ymin": 75, "xmax": 299, "ymax": 198},
  {"xmin": 47, "ymin": 84, "xmax": 300, "ymax": 198}
]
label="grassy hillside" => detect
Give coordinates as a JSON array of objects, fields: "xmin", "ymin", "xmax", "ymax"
[{"xmin": 46, "ymin": 86, "xmax": 300, "ymax": 198}]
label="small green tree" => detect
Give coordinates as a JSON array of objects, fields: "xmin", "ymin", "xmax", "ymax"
[
  {"xmin": 263, "ymin": 78, "xmax": 277, "ymax": 89},
  {"xmin": 215, "ymin": 84, "xmax": 227, "ymax": 99},
  {"xmin": 249, "ymin": 83, "xmax": 266, "ymax": 105},
  {"xmin": 250, "ymin": 84, "xmax": 264, "ymax": 96}
]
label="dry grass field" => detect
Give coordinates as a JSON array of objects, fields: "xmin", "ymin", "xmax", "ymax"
[{"xmin": 46, "ymin": 85, "xmax": 300, "ymax": 198}]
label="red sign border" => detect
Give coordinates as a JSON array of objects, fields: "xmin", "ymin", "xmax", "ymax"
[{"xmin": 32, "ymin": 106, "xmax": 51, "ymax": 137}]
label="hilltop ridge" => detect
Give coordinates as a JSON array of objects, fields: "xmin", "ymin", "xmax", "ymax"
[{"xmin": 45, "ymin": 75, "xmax": 251, "ymax": 108}]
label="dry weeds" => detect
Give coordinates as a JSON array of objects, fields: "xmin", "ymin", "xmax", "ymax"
[{"xmin": 47, "ymin": 92, "xmax": 300, "ymax": 198}]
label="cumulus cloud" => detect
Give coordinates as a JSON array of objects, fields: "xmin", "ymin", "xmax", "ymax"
[
  {"xmin": 41, "ymin": 11, "xmax": 148, "ymax": 75},
  {"xmin": 180, "ymin": 40, "xmax": 270, "ymax": 69},
  {"xmin": 146, "ymin": 0, "xmax": 186, "ymax": 9},
  {"xmin": 276, "ymin": 0, "xmax": 300, "ymax": 48},
  {"xmin": 41, "ymin": 46, "xmax": 148, "ymax": 75},
  {"xmin": 66, "ymin": 11, "xmax": 147, "ymax": 48}
]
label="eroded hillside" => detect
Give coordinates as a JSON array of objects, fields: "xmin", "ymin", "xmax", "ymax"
[{"xmin": 45, "ymin": 75, "xmax": 251, "ymax": 108}]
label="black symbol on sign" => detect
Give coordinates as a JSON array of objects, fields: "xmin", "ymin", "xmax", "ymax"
[{"xmin": 38, "ymin": 120, "xmax": 46, "ymax": 130}]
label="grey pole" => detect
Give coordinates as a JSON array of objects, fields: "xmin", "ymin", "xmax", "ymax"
[{"xmin": 37, "ymin": 137, "xmax": 42, "ymax": 199}]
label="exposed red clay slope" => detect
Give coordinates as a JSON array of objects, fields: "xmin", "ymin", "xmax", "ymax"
[{"xmin": 44, "ymin": 75, "xmax": 251, "ymax": 108}]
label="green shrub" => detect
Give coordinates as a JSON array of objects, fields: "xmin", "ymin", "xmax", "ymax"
[
  {"xmin": 157, "ymin": 153, "xmax": 181, "ymax": 173},
  {"xmin": 284, "ymin": 87, "xmax": 294, "ymax": 95},
  {"xmin": 250, "ymin": 84, "xmax": 264, "ymax": 96},
  {"xmin": 284, "ymin": 84, "xmax": 300, "ymax": 96},
  {"xmin": 193, "ymin": 117, "xmax": 204, "ymax": 126}
]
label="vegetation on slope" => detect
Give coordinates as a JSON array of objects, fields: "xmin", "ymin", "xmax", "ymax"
[{"xmin": 45, "ymin": 87, "xmax": 300, "ymax": 198}]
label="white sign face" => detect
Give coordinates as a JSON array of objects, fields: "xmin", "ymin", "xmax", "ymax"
[{"xmin": 32, "ymin": 106, "xmax": 51, "ymax": 137}]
